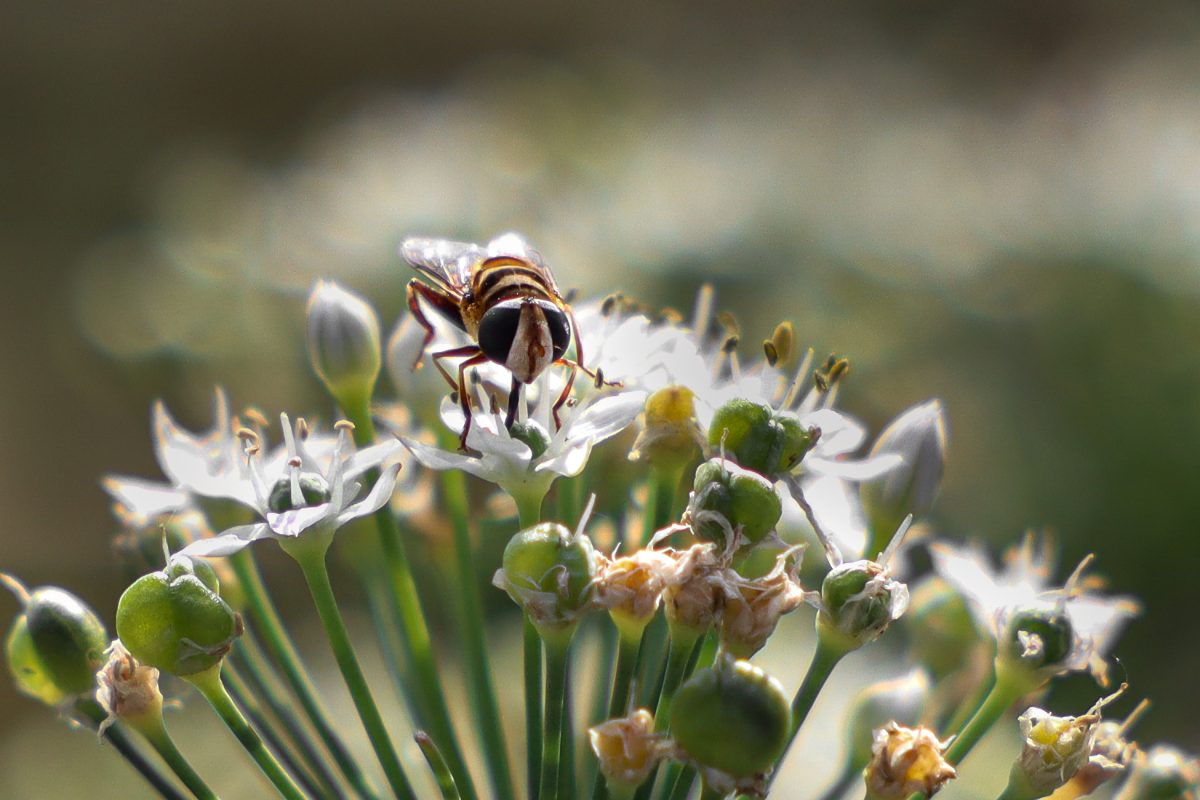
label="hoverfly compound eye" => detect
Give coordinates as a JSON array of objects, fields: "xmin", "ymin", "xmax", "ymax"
[
  {"xmin": 545, "ymin": 305, "xmax": 571, "ymax": 361},
  {"xmin": 478, "ymin": 300, "xmax": 524, "ymax": 364}
]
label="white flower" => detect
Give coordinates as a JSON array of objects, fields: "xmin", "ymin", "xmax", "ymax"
[
  {"xmin": 179, "ymin": 415, "xmax": 401, "ymax": 557},
  {"xmin": 931, "ymin": 534, "xmax": 1140, "ymax": 684},
  {"xmin": 100, "ymin": 475, "xmax": 190, "ymax": 528},
  {"xmin": 399, "ymin": 377, "xmax": 645, "ymax": 504}
]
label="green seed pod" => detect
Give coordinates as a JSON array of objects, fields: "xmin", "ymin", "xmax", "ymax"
[
  {"xmin": 267, "ymin": 473, "xmax": 332, "ymax": 513},
  {"xmin": 688, "ymin": 457, "xmax": 782, "ymax": 548},
  {"xmin": 509, "ymin": 421, "xmax": 551, "ymax": 460},
  {"xmin": 904, "ymin": 577, "xmax": 980, "ymax": 679},
  {"xmin": 306, "ymin": 280, "xmax": 382, "ymax": 407},
  {"xmin": 116, "ymin": 554, "xmax": 241, "ymax": 676},
  {"xmin": 499, "ymin": 522, "xmax": 597, "ymax": 629},
  {"xmin": 669, "ymin": 659, "xmax": 791, "ymax": 778},
  {"xmin": 4, "ymin": 586, "xmax": 108, "ymax": 705},
  {"xmin": 707, "ymin": 399, "xmax": 814, "ymax": 478},
  {"xmin": 820, "ymin": 561, "xmax": 909, "ymax": 649},
  {"xmin": 1003, "ymin": 607, "xmax": 1075, "ymax": 671}
]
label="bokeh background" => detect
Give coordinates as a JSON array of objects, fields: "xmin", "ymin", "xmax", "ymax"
[{"xmin": 3, "ymin": 1, "xmax": 1199, "ymax": 796}]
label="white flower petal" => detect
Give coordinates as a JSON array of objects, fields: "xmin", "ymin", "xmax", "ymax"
[
  {"xmin": 101, "ymin": 476, "xmax": 189, "ymax": 523},
  {"xmin": 267, "ymin": 504, "xmax": 334, "ymax": 538},
  {"xmin": 802, "ymin": 408, "xmax": 867, "ymax": 456},
  {"xmin": 178, "ymin": 524, "xmax": 269, "ymax": 557},
  {"xmin": 799, "ymin": 473, "xmax": 869, "ymax": 560},
  {"xmin": 806, "ymin": 453, "xmax": 902, "ymax": 481},
  {"xmin": 564, "ymin": 391, "xmax": 646, "ymax": 443},
  {"xmin": 337, "ymin": 464, "xmax": 402, "ymax": 526},
  {"xmin": 342, "ymin": 439, "xmax": 403, "ymax": 480}
]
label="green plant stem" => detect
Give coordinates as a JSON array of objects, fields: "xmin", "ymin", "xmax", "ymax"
[
  {"xmin": 942, "ymin": 665, "xmax": 995, "ymax": 736},
  {"xmin": 231, "ymin": 635, "xmax": 344, "ymax": 797},
  {"xmin": 75, "ymin": 700, "xmax": 188, "ymax": 800},
  {"xmin": 133, "ymin": 713, "xmax": 220, "ymax": 800},
  {"xmin": 652, "ymin": 633, "xmax": 700, "ymax": 731},
  {"xmin": 416, "ymin": 732, "xmax": 463, "ymax": 800},
  {"xmin": 225, "ymin": 660, "xmax": 325, "ymax": 798},
  {"xmin": 525, "ymin": 615, "xmax": 544, "ymax": 800},
  {"xmin": 290, "ymin": 542, "xmax": 417, "ymax": 800},
  {"xmin": 558, "ymin": 650, "xmax": 576, "ymax": 800},
  {"xmin": 640, "ymin": 464, "xmax": 684, "ymax": 546},
  {"xmin": 540, "ymin": 632, "xmax": 574, "ymax": 800},
  {"xmin": 228, "ymin": 550, "xmax": 378, "ymax": 800},
  {"xmin": 590, "ymin": 628, "xmax": 643, "ymax": 800},
  {"xmin": 442, "ymin": 464, "xmax": 517, "ymax": 800},
  {"xmin": 187, "ymin": 665, "xmax": 307, "ymax": 800},
  {"xmin": 342, "ymin": 400, "xmax": 476, "ymax": 800},
  {"xmin": 583, "ymin": 620, "xmax": 618, "ymax": 794},
  {"xmin": 663, "ymin": 767, "xmax": 696, "ymax": 800},
  {"xmin": 942, "ymin": 674, "xmax": 1021, "ymax": 765},
  {"xmin": 653, "ymin": 632, "xmax": 716, "ymax": 800}
]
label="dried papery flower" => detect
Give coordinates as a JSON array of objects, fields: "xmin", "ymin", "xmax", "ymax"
[
  {"xmin": 95, "ymin": 641, "xmax": 163, "ymax": 734},
  {"xmin": 589, "ymin": 709, "xmax": 669, "ymax": 798},
  {"xmin": 864, "ymin": 722, "xmax": 956, "ymax": 799},
  {"xmin": 718, "ymin": 547, "xmax": 808, "ymax": 658},
  {"xmin": 662, "ymin": 544, "xmax": 727, "ymax": 638},
  {"xmin": 1013, "ymin": 685, "xmax": 1126, "ymax": 796},
  {"xmin": 1065, "ymin": 699, "xmax": 1148, "ymax": 796},
  {"xmin": 593, "ymin": 549, "xmax": 680, "ymax": 639}
]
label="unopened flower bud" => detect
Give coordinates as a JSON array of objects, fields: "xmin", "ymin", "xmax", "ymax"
[
  {"xmin": 3, "ymin": 577, "xmax": 108, "ymax": 705},
  {"xmin": 905, "ymin": 577, "xmax": 980, "ymax": 680},
  {"xmin": 719, "ymin": 553, "xmax": 807, "ymax": 659},
  {"xmin": 306, "ymin": 280, "xmax": 382, "ymax": 406},
  {"xmin": 670, "ymin": 658, "xmax": 791, "ymax": 782},
  {"xmin": 589, "ymin": 709, "xmax": 668, "ymax": 798},
  {"xmin": 116, "ymin": 554, "xmax": 242, "ymax": 676},
  {"xmin": 860, "ymin": 400, "xmax": 946, "ymax": 549},
  {"xmin": 845, "ymin": 670, "xmax": 931, "ymax": 770},
  {"xmin": 708, "ymin": 399, "xmax": 815, "ymax": 478},
  {"xmin": 864, "ymin": 723, "xmax": 956, "ymax": 798},
  {"xmin": 1115, "ymin": 746, "xmax": 1200, "ymax": 800},
  {"xmin": 96, "ymin": 641, "xmax": 163, "ymax": 733},
  {"xmin": 595, "ymin": 550, "xmax": 678, "ymax": 640},
  {"xmin": 495, "ymin": 522, "xmax": 597, "ymax": 632},
  {"xmin": 687, "ymin": 457, "xmax": 782, "ymax": 549},
  {"xmin": 629, "ymin": 386, "xmax": 705, "ymax": 473},
  {"xmin": 819, "ymin": 560, "xmax": 909, "ymax": 650}
]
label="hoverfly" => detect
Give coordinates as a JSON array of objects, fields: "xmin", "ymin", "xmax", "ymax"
[{"xmin": 401, "ymin": 233, "xmax": 604, "ymax": 449}]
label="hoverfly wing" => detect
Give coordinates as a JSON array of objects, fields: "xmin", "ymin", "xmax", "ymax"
[
  {"xmin": 400, "ymin": 237, "xmax": 482, "ymax": 291},
  {"xmin": 485, "ymin": 232, "xmax": 562, "ymax": 295}
]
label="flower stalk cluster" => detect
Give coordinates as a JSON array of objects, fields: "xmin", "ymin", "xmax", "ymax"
[{"xmin": 1, "ymin": 235, "xmax": 1190, "ymax": 800}]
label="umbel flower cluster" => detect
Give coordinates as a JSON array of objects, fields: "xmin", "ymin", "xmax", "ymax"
[{"xmin": 4, "ymin": 233, "xmax": 1196, "ymax": 800}]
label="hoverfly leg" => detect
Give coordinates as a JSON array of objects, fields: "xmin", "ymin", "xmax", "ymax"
[
  {"xmin": 551, "ymin": 362, "xmax": 578, "ymax": 431},
  {"xmin": 431, "ymin": 344, "xmax": 483, "ymax": 395},
  {"xmin": 504, "ymin": 375, "xmax": 522, "ymax": 430},
  {"xmin": 454, "ymin": 352, "xmax": 490, "ymax": 452},
  {"xmin": 407, "ymin": 279, "xmax": 468, "ymax": 371}
]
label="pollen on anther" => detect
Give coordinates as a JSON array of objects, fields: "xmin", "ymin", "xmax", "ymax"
[{"xmin": 334, "ymin": 420, "xmax": 356, "ymax": 432}]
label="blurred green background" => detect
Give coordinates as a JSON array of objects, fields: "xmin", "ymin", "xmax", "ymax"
[{"xmin": 3, "ymin": 1, "xmax": 1199, "ymax": 796}]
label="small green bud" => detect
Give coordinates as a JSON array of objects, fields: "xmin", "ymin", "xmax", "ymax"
[
  {"xmin": 1115, "ymin": 745, "xmax": 1200, "ymax": 800},
  {"xmin": 509, "ymin": 421, "xmax": 551, "ymax": 460},
  {"xmin": 116, "ymin": 554, "xmax": 242, "ymax": 676},
  {"xmin": 306, "ymin": 280, "xmax": 382, "ymax": 406},
  {"xmin": 819, "ymin": 560, "xmax": 909, "ymax": 650},
  {"xmin": 708, "ymin": 399, "xmax": 814, "ymax": 478},
  {"xmin": 267, "ymin": 473, "xmax": 332, "ymax": 513},
  {"xmin": 4, "ymin": 582, "xmax": 108, "ymax": 705},
  {"xmin": 670, "ymin": 658, "xmax": 791, "ymax": 779},
  {"xmin": 496, "ymin": 522, "xmax": 597, "ymax": 630},
  {"xmin": 860, "ymin": 400, "xmax": 946, "ymax": 548},
  {"xmin": 844, "ymin": 669, "xmax": 930, "ymax": 770},
  {"xmin": 904, "ymin": 577, "xmax": 980, "ymax": 679},
  {"xmin": 1003, "ymin": 607, "xmax": 1075, "ymax": 672},
  {"xmin": 629, "ymin": 386, "xmax": 704, "ymax": 473},
  {"xmin": 688, "ymin": 457, "xmax": 782, "ymax": 548}
]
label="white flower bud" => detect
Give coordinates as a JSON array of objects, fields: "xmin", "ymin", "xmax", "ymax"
[
  {"xmin": 860, "ymin": 400, "xmax": 946, "ymax": 551},
  {"xmin": 306, "ymin": 280, "xmax": 382, "ymax": 405}
]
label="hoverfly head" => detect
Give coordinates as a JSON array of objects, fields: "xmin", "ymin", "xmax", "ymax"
[{"xmin": 479, "ymin": 298, "xmax": 571, "ymax": 384}]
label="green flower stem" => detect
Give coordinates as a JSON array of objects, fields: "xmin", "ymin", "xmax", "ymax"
[
  {"xmin": 652, "ymin": 632, "xmax": 715, "ymax": 800},
  {"xmin": 441, "ymin": 463, "xmax": 517, "ymax": 800},
  {"xmin": 360, "ymin": 561, "xmax": 423, "ymax": 719},
  {"xmin": 640, "ymin": 464, "xmax": 685, "ymax": 546},
  {"xmin": 186, "ymin": 665, "xmax": 307, "ymax": 800},
  {"xmin": 942, "ymin": 665, "xmax": 996, "ymax": 736},
  {"xmin": 230, "ymin": 635, "xmax": 344, "ymax": 797},
  {"xmin": 525, "ymin": 615, "xmax": 544, "ymax": 800},
  {"xmin": 287, "ymin": 539, "xmax": 417, "ymax": 800},
  {"xmin": 996, "ymin": 777, "xmax": 1038, "ymax": 800},
  {"xmin": 558, "ymin": 651, "xmax": 577, "ymax": 799},
  {"xmin": 589, "ymin": 628, "xmax": 642, "ymax": 800},
  {"xmin": 228, "ymin": 550, "xmax": 379, "ymax": 800},
  {"xmin": 74, "ymin": 700, "xmax": 189, "ymax": 800},
  {"xmin": 128, "ymin": 709, "xmax": 220, "ymax": 800},
  {"xmin": 224, "ymin": 659, "xmax": 326, "ymax": 798},
  {"xmin": 653, "ymin": 632, "xmax": 702, "ymax": 731},
  {"xmin": 416, "ymin": 732, "xmax": 463, "ymax": 800},
  {"xmin": 663, "ymin": 767, "xmax": 697, "ymax": 800},
  {"xmin": 516, "ymin": 490, "xmax": 547, "ymax": 800},
  {"xmin": 540, "ymin": 631, "xmax": 575, "ymax": 800},
  {"xmin": 941, "ymin": 670, "xmax": 1025, "ymax": 766},
  {"xmin": 342, "ymin": 400, "xmax": 476, "ymax": 800},
  {"xmin": 583, "ymin": 620, "xmax": 618, "ymax": 794}
]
